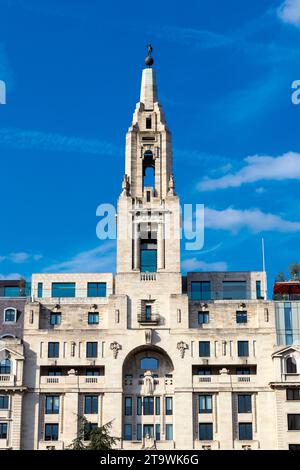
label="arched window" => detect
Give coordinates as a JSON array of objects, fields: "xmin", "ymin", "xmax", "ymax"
[
  {"xmin": 0, "ymin": 359, "xmax": 11, "ymax": 375},
  {"xmin": 4, "ymin": 308, "xmax": 17, "ymax": 323},
  {"xmin": 140, "ymin": 357, "xmax": 158, "ymax": 370},
  {"xmin": 286, "ymin": 357, "xmax": 297, "ymax": 374},
  {"xmin": 143, "ymin": 151, "xmax": 155, "ymax": 189}
]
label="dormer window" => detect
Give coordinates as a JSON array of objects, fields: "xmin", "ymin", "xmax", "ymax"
[{"xmin": 4, "ymin": 308, "xmax": 17, "ymax": 323}]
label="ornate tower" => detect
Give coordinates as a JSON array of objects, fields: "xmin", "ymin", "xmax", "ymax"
[{"xmin": 116, "ymin": 47, "xmax": 181, "ymax": 275}]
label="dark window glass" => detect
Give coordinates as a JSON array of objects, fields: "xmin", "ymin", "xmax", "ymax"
[
  {"xmin": 238, "ymin": 341, "xmax": 249, "ymax": 357},
  {"xmin": 87, "ymin": 282, "xmax": 106, "ymax": 298},
  {"xmin": 146, "ymin": 191, "xmax": 151, "ymax": 202},
  {"xmin": 199, "ymin": 395, "xmax": 213, "ymax": 413},
  {"xmin": 140, "ymin": 357, "xmax": 158, "ymax": 370},
  {"xmin": 287, "ymin": 389, "xmax": 300, "ymax": 401},
  {"xmin": 236, "ymin": 311, "xmax": 247, "ymax": 324},
  {"xmin": 284, "ymin": 304, "xmax": 293, "ymax": 345},
  {"xmin": 136, "ymin": 424, "xmax": 142, "ymax": 441},
  {"xmin": 222, "ymin": 281, "xmax": 247, "ymax": 300},
  {"xmin": 155, "ymin": 424, "xmax": 161, "ymax": 441},
  {"xmin": 191, "ymin": 282, "xmax": 211, "ymax": 301},
  {"xmin": 143, "ymin": 397, "xmax": 154, "ymax": 415},
  {"xmin": 86, "ymin": 368, "xmax": 101, "ymax": 376},
  {"xmin": 84, "ymin": 395, "xmax": 98, "ymax": 414},
  {"xmin": 86, "ymin": 342, "xmax": 98, "ymax": 358},
  {"xmin": 0, "ymin": 423, "xmax": 8, "ymax": 439},
  {"xmin": 165, "ymin": 397, "xmax": 173, "ymax": 415},
  {"xmin": 199, "ymin": 423, "xmax": 213, "ymax": 440},
  {"xmin": 0, "ymin": 396, "xmax": 9, "ymax": 409},
  {"xmin": 51, "ymin": 283, "xmax": 75, "ymax": 298},
  {"xmin": 50, "ymin": 313, "xmax": 61, "ymax": 326},
  {"xmin": 124, "ymin": 424, "xmax": 132, "ymax": 441},
  {"xmin": 155, "ymin": 397, "xmax": 160, "ymax": 415},
  {"xmin": 44, "ymin": 423, "xmax": 59, "ymax": 441},
  {"xmin": 88, "ymin": 312, "xmax": 99, "ymax": 325},
  {"xmin": 37, "ymin": 282, "xmax": 43, "ymax": 298},
  {"xmin": 288, "ymin": 414, "xmax": 300, "ymax": 430},
  {"xmin": 4, "ymin": 286, "xmax": 20, "ymax": 297},
  {"xmin": 236, "ymin": 367, "xmax": 251, "ymax": 375},
  {"xmin": 197, "ymin": 367, "xmax": 212, "ymax": 376},
  {"xmin": 238, "ymin": 395, "xmax": 252, "ymax": 413},
  {"xmin": 146, "ymin": 117, "xmax": 152, "ymax": 129},
  {"xmin": 198, "ymin": 311, "xmax": 209, "ymax": 325},
  {"xmin": 48, "ymin": 342, "xmax": 59, "ymax": 358},
  {"xmin": 256, "ymin": 280, "xmax": 262, "ymax": 299},
  {"xmin": 0, "ymin": 359, "xmax": 11, "ymax": 374},
  {"xmin": 84, "ymin": 422, "xmax": 98, "ymax": 441},
  {"xmin": 137, "ymin": 397, "xmax": 142, "ymax": 416},
  {"xmin": 45, "ymin": 396, "xmax": 59, "ymax": 414},
  {"xmin": 144, "ymin": 424, "xmax": 154, "ymax": 438},
  {"xmin": 4, "ymin": 308, "xmax": 16, "ymax": 322},
  {"xmin": 140, "ymin": 248, "xmax": 157, "ymax": 273},
  {"xmin": 124, "ymin": 397, "xmax": 132, "ymax": 416},
  {"xmin": 287, "ymin": 357, "xmax": 297, "ymax": 374},
  {"xmin": 48, "ymin": 369, "xmax": 62, "ymax": 377},
  {"xmin": 145, "ymin": 305, "xmax": 152, "ymax": 320},
  {"xmin": 289, "ymin": 444, "xmax": 300, "ymax": 450},
  {"xmin": 199, "ymin": 341, "xmax": 210, "ymax": 357},
  {"xmin": 166, "ymin": 424, "xmax": 173, "ymax": 440},
  {"xmin": 239, "ymin": 423, "xmax": 253, "ymax": 440}
]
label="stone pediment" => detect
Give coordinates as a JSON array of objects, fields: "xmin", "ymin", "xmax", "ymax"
[
  {"xmin": 272, "ymin": 345, "xmax": 300, "ymax": 358},
  {"xmin": 0, "ymin": 347, "xmax": 24, "ymax": 360}
]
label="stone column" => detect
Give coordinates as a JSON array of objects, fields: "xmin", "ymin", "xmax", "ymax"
[
  {"xmin": 133, "ymin": 222, "xmax": 140, "ymax": 270},
  {"xmin": 157, "ymin": 221, "xmax": 165, "ymax": 270},
  {"xmin": 218, "ymin": 391, "xmax": 234, "ymax": 449}
]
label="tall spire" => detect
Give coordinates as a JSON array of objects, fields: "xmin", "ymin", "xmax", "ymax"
[{"xmin": 140, "ymin": 44, "xmax": 157, "ymax": 110}]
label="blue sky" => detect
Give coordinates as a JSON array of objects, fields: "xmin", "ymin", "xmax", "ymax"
[{"xmin": 0, "ymin": 0, "xmax": 300, "ymax": 294}]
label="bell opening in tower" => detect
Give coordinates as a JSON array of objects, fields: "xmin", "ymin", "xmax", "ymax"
[{"xmin": 143, "ymin": 150, "xmax": 155, "ymax": 191}]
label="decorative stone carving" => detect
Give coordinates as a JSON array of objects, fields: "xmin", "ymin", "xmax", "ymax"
[
  {"xmin": 122, "ymin": 174, "xmax": 130, "ymax": 196},
  {"xmin": 168, "ymin": 174, "xmax": 176, "ymax": 195},
  {"xmin": 110, "ymin": 341, "xmax": 122, "ymax": 359},
  {"xmin": 145, "ymin": 329, "xmax": 152, "ymax": 345},
  {"xmin": 143, "ymin": 370, "xmax": 155, "ymax": 395},
  {"xmin": 219, "ymin": 367, "xmax": 229, "ymax": 375},
  {"xmin": 177, "ymin": 341, "xmax": 188, "ymax": 358}
]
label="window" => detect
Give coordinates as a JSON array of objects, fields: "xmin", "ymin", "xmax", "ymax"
[
  {"xmin": 145, "ymin": 305, "xmax": 152, "ymax": 321},
  {"xmin": 198, "ymin": 311, "xmax": 209, "ymax": 325},
  {"xmin": 0, "ymin": 423, "xmax": 8, "ymax": 439},
  {"xmin": 84, "ymin": 422, "xmax": 98, "ymax": 441},
  {"xmin": 199, "ymin": 423, "xmax": 213, "ymax": 441},
  {"xmin": 48, "ymin": 369, "xmax": 62, "ymax": 376},
  {"xmin": 146, "ymin": 116, "xmax": 152, "ymax": 129},
  {"xmin": 87, "ymin": 282, "xmax": 106, "ymax": 298},
  {"xmin": 165, "ymin": 397, "xmax": 173, "ymax": 415},
  {"xmin": 146, "ymin": 191, "xmax": 151, "ymax": 202},
  {"xmin": 222, "ymin": 281, "xmax": 247, "ymax": 300},
  {"xmin": 86, "ymin": 368, "xmax": 102, "ymax": 376},
  {"xmin": 48, "ymin": 342, "xmax": 59, "ymax": 358},
  {"xmin": 289, "ymin": 444, "xmax": 300, "ymax": 450},
  {"xmin": 50, "ymin": 313, "xmax": 61, "ymax": 326},
  {"xmin": 0, "ymin": 359, "xmax": 11, "ymax": 375},
  {"xmin": 284, "ymin": 304, "xmax": 293, "ymax": 345},
  {"xmin": 140, "ymin": 357, "xmax": 158, "ymax": 370},
  {"xmin": 288, "ymin": 414, "xmax": 300, "ymax": 430},
  {"xmin": 143, "ymin": 397, "xmax": 154, "ymax": 415},
  {"xmin": 166, "ymin": 424, "xmax": 173, "ymax": 441},
  {"xmin": 236, "ymin": 311, "xmax": 247, "ymax": 324},
  {"xmin": 124, "ymin": 397, "xmax": 132, "ymax": 416},
  {"xmin": 286, "ymin": 357, "xmax": 297, "ymax": 374},
  {"xmin": 88, "ymin": 312, "xmax": 99, "ymax": 325},
  {"xmin": 199, "ymin": 341, "xmax": 210, "ymax": 357},
  {"xmin": 37, "ymin": 282, "xmax": 43, "ymax": 298},
  {"xmin": 191, "ymin": 281, "xmax": 211, "ymax": 301},
  {"xmin": 3, "ymin": 286, "xmax": 20, "ymax": 297},
  {"xmin": 287, "ymin": 389, "xmax": 300, "ymax": 400},
  {"xmin": 137, "ymin": 397, "xmax": 142, "ymax": 416},
  {"xmin": 136, "ymin": 424, "xmax": 142, "ymax": 441},
  {"xmin": 84, "ymin": 395, "xmax": 98, "ymax": 414},
  {"xmin": 239, "ymin": 423, "xmax": 253, "ymax": 440},
  {"xmin": 238, "ymin": 395, "xmax": 252, "ymax": 413},
  {"xmin": 86, "ymin": 342, "xmax": 98, "ymax": 358},
  {"xmin": 199, "ymin": 395, "xmax": 213, "ymax": 414},
  {"xmin": 197, "ymin": 367, "xmax": 212, "ymax": 375},
  {"xmin": 256, "ymin": 280, "xmax": 262, "ymax": 299},
  {"xmin": 140, "ymin": 241, "xmax": 157, "ymax": 272},
  {"xmin": 0, "ymin": 396, "xmax": 9, "ymax": 409},
  {"xmin": 238, "ymin": 341, "xmax": 249, "ymax": 357},
  {"xmin": 51, "ymin": 282, "xmax": 75, "ymax": 298},
  {"xmin": 155, "ymin": 397, "xmax": 160, "ymax": 415},
  {"xmin": 44, "ymin": 423, "xmax": 59, "ymax": 441},
  {"xmin": 124, "ymin": 424, "xmax": 132, "ymax": 441},
  {"xmin": 45, "ymin": 396, "xmax": 59, "ymax": 414},
  {"xmin": 4, "ymin": 308, "xmax": 16, "ymax": 323},
  {"xmin": 155, "ymin": 424, "xmax": 161, "ymax": 441},
  {"xmin": 236, "ymin": 367, "xmax": 250, "ymax": 375}
]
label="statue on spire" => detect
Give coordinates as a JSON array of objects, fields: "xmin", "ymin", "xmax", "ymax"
[{"xmin": 145, "ymin": 44, "xmax": 154, "ymax": 67}]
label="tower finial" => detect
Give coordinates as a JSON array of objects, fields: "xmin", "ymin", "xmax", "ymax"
[{"xmin": 145, "ymin": 44, "xmax": 154, "ymax": 67}]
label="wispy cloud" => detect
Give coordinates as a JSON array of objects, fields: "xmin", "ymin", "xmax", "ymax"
[
  {"xmin": 0, "ymin": 252, "xmax": 43, "ymax": 264},
  {"xmin": 204, "ymin": 207, "xmax": 300, "ymax": 233},
  {"xmin": 0, "ymin": 273, "xmax": 23, "ymax": 280},
  {"xmin": 152, "ymin": 25, "xmax": 232, "ymax": 49},
  {"xmin": 278, "ymin": 0, "xmax": 300, "ymax": 26},
  {"xmin": 44, "ymin": 242, "xmax": 116, "ymax": 273},
  {"xmin": 182, "ymin": 257, "xmax": 228, "ymax": 272},
  {"xmin": 0, "ymin": 128, "xmax": 121, "ymax": 156},
  {"xmin": 198, "ymin": 152, "xmax": 300, "ymax": 191}
]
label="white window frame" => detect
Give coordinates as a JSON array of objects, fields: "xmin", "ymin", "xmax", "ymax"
[{"xmin": 3, "ymin": 308, "xmax": 17, "ymax": 324}]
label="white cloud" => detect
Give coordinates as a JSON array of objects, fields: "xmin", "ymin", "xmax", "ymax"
[
  {"xmin": 0, "ymin": 252, "xmax": 43, "ymax": 264},
  {"xmin": 44, "ymin": 242, "xmax": 116, "ymax": 273},
  {"xmin": 182, "ymin": 258, "xmax": 228, "ymax": 272},
  {"xmin": 0, "ymin": 273, "xmax": 22, "ymax": 280},
  {"xmin": 204, "ymin": 207, "xmax": 300, "ymax": 233},
  {"xmin": 152, "ymin": 26, "xmax": 231, "ymax": 49},
  {"xmin": 198, "ymin": 152, "xmax": 300, "ymax": 191},
  {"xmin": 278, "ymin": 0, "xmax": 300, "ymax": 26}
]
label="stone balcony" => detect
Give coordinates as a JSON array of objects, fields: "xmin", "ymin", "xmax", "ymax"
[
  {"xmin": 39, "ymin": 375, "xmax": 106, "ymax": 391},
  {"xmin": 0, "ymin": 374, "xmax": 23, "ymax": 388},
  {"xmin": 193, "ymin": 374, "xmax": 256, "ymax": 389}
]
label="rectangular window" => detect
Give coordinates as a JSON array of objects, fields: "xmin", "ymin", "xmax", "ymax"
[
  {"xmin": 4, "ymin": 286, "xmax": 20, "ymax": 297},
  {"xmin": 87, "ymin": 282, "xmax": 107, "ymax": 298},
  {"xmin": 166, "ymin": 424, "xmax": 173, "ymax": 441},
  {"xmin": 0, "ymin": 396, "xmax": 9, "ymax": 409},
  {"xmin": 44, "ymin": 423, "xmax": 59, "ymax": 441},
  {"xmin": 86, "ymin": 342, "xmax": 98, "ymax": 358},
  {"xmin": 199, "ymin": 341, "xmax": 210, "ymax": 357},
  {"xmin": 236, "ymin": 311, "xmax": 247, "ymax": 324},
  {"xmin": 236, "ymin": 367, "xmax": 251, "ymax": 375},
  {"xmin": 198, "ymin": 311, "xmax": 209, "ymax": 325},
  {"xmin": 239, "ymin": 423, "xmax": 253, "ymax": 440},
  {"xmin": 199, "ymin": 395, "xmax": 213, "ymax": 414},
  {"xmin": 45, "ymin": 396, "xmax": 60, "ymax": 414},
  {"xmin": 37, "ymin": 282, "xmax": 43, "ymax": 298},
  {"xmin": 84, "ymin": 422, "xmax": 98, "ymax": 441},
  {"xmin": 199, "ymin": 423, "xmax": 213, "ymax": 441},
  {"xmin": 238, "ymin": 395, "xmax": 252, "ymax": 413},
  {"xmin": 136, "ymin": 424, "xmax": 142, "ymax": 441},
  {"xmin": 143, "ymin": 397, "xmax": 154, "ymax": 415},
  {"xmin": 256, "ymin": 280, "xmax": 262, "ymax": 299},
  {"xmin": 50, "ymin": 313, "xmax": 61, "ymax": 326},
  {"xmin": 137, "ymin": 397, "xmax": 142, "ymax": 416},
  {"xmin": 0, "ymin": 423, "xmax": 8, "ymax": 439},
  {"xmin": 155, "ymin": 424, "xmax": 161, "ymax": 441},
  {"xmin": 284, "ymin": 304, "xmax": 293, "ymax": 345},
  {"xmin": 48, "ymin": 342, "xmax": 59, "ymax": 358},
  {"xmin": 140, "ymin": 248, "xmax": 157, "ymax": 273},
  {"xmin": 88, "ymin": 312, "xmax": 99, "ymax": 325},
  {"xmin": 191, "ymin": 281, "xmax": 211, "ymax": 301},
  {"xmin": 288, "ymin": 414, "xmax": 300, "ymax": 430},
  {"xmin": 51, "ymin": 282, "xmax": 76, "ymax": 298},
  {"xmin": 238, "ymin": 341, "xmax": 249, "ymax": 357},
  {"xmin": 4, "ymin": 308, "xmax": 16, "ymax": 323},
  {"xmin": 48, "ymin": 369, "xmax": 62, "ymax": 376},
  {"xmin": 222, "ymin": 281, "xmax": 247, "ymax": 300},
  {"xmin": 86, "ymin": 368, "xmax": 102, "ymax": 376},
  {"xmin": 84, "ymin": 395, "xmax": 98, "ymax": 414},
  {"xmin": 145, "ymin": 305, "xmax": 152, "ymax": 320},
  {"xmin": 124, "ymin": 424, "xmax": 132, "ymax": 441},
  {"xmin": 124, "ymin": 397, "xmax": 132, "ymax": 416},
  {"xmin": 155, "ymin": 397, "xmax": 160, "ymax": 415},
  {"xmin": 146, "ymin": 117, "xmax": 152, "ymax": 129},
  {"xmin": 197, "ymin": 367, "xmax": 212, "ymax": 375},
  {"xmin": 165, "ymin": 397, "xmax": 173, "ymax": 416},
  {"xmin": 287, "ymin": 389, "xmax": 300, "ymax": 401}
]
